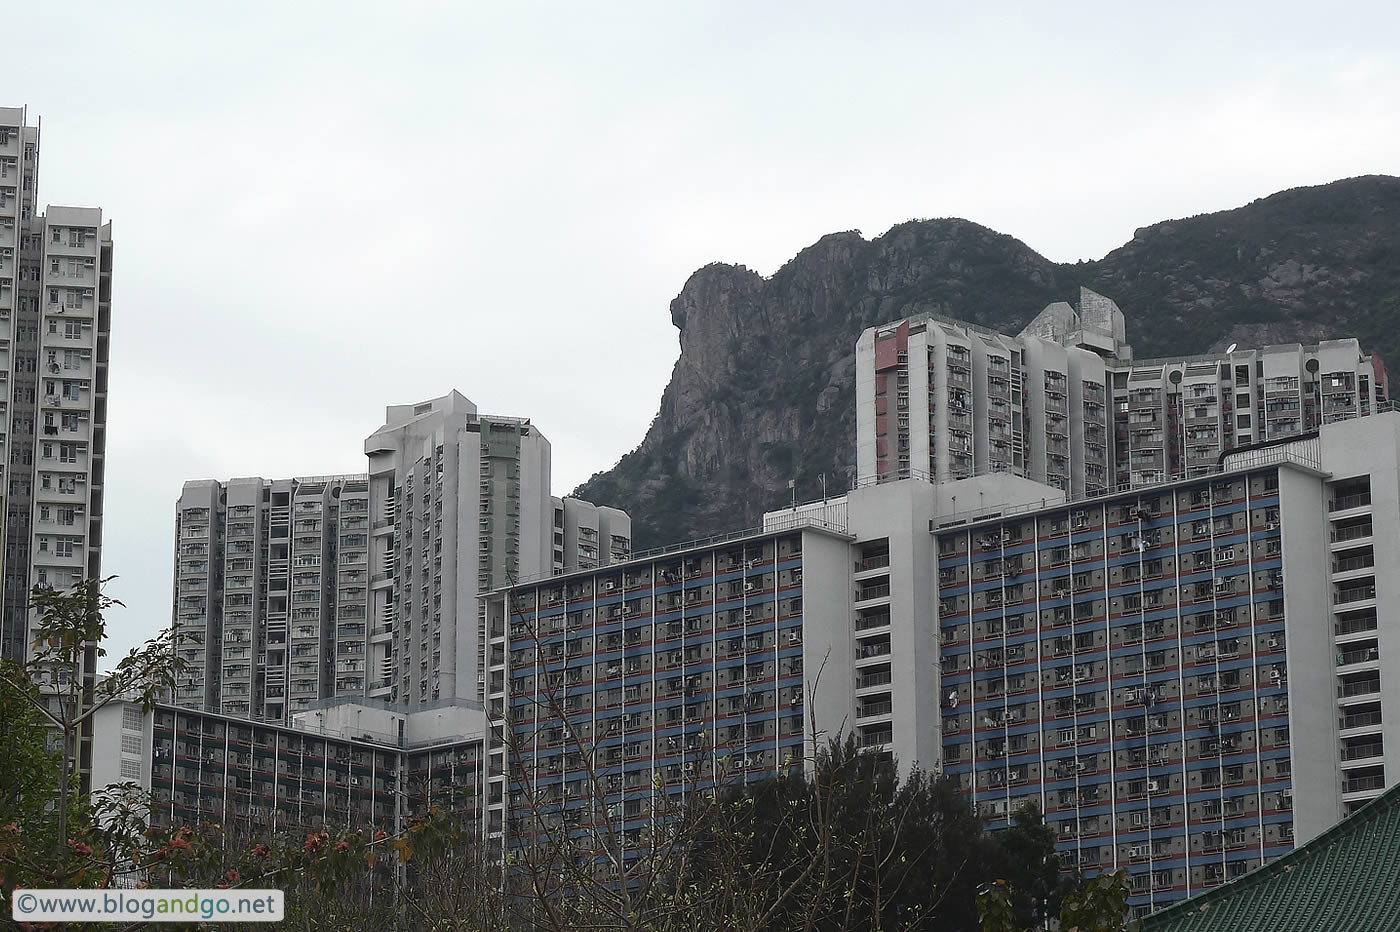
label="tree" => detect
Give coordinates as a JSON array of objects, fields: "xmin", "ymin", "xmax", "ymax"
[
  {"xmin": 685, "ymin": 738, "xmax": 1069, "ymax": 932},
  {"xmin": 979, "ymin": 869, "xmax": 1141, "ymax": 932},
  {"xmin": 0, "ymin": 577, "xmax": 188, "ymax": 897},
  {"xmin": 0, "ymin": 658, "xmax": 64, "ymax": 834}
]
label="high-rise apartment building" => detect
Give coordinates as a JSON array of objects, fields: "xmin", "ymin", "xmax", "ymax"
[
  {"xmin": 856, "ymin": 288, "xmax": 1386, "ymax": 496},
  {"xmin": 365, "ymin": 392, "xmax": 553, "ymax": 709},
  {"xmin": 0, "ymin": 106, "xmax": 113, "ymax": 662},
  {"xmin": 933, "ymin": 411, "xmax": 1400, "ymax": 916},
  {"xmin": 483, "ymin": 520, "xmax": 856, "ymax": 860},
  {"xmin": 172, "ymin": 391, "xmax": 630, "ymax": 721},
  {"xmin": 173, "ymin": 476, "xmax": 372, "ymax": 720}
]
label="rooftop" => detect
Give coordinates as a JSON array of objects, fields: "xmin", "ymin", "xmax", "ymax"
[{"xmin": 1145, "ymin": 782, "xmax": 1400, "ymax": 932}]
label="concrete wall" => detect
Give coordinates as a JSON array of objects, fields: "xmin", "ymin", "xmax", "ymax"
[
  {"xmin": 799, "ymin": 529, "xmax": 857, "ymax": 764},
  {"xmin": 1276, "ymin": 466, "xmax": 1340, "ymax": 842}
]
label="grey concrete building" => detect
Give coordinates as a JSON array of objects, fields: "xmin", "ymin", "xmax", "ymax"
[
  {"xmin": 364, "ymin": 391, "xmax": 561, "ymax": 708},
  {"xmin": 551, "ymin": 495, "xmax": 631, "ymax": 573},
  {"xmin": 173, "ymin": 391, "xmax": 631, "ymax": 721},
  {"xmin": 173, "ymin": 476, "xmax": 371, "ymax": 720},
  {"xmin": 91, "ymin": 696, "xmax": 489, "ymax": 839},
  {"xmin": 856, "ymin": 288, "xmax": 1387, "ymax": 496},
  {"xmin": 0, "ymin": 105, "xmax": 113, "ymax": 663}
]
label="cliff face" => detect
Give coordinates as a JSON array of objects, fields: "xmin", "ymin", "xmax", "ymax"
[{"xmin": 575, "ymin": 176, "xmax": 1400, "ymax": 548}]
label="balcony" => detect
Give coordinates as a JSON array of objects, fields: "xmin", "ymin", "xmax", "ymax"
[
  {"xmin": 1342, "ymin": 773, "xmax": 1385, "ymax": 795},
  {"xmin": 1342, "ymin": 741, "xmax": 1385, "ymax": 761},
  {"xmin": 1330, "ymin": 492, "xmax": 1372, "ymax": 512},
  {"xmin": 856, "ymin": 637, "xmax": 892, "ymax": 660},
  {"xmin": 1331, "ymin": 522, "xmax": 1373, "ymax": 544},
  {"xmin": 1337, "ymin": 644, "xmax": 1380, "ymax": 667},
  {"xmin": 857, "ymin": 668, "xmax": 893, "ymax": 689},
  {"xmin": 855, "ymin": 583, "xmax": 891, "ymax": 603},
  {"xmin": 1334, "ymin": 553, "xmax": 1376, "ymax": 574},
  {"xmin": 1339, "ymin": 676, "xmax": 1381, "ymax": 699},
  {"xmin": 1341, "ymin": 708, "xmax": 1383, "ymax": 731},
  {"xmin": 1334, "ymin": 584, "xmax": 1377, "ymax": 606},
  {"xmin": 854, "ymin": 612, "xmax": 891, "ymax": 632},
  {"xmin": 857, "ymin": 698, "xmax": 893, "ymax": 719}
]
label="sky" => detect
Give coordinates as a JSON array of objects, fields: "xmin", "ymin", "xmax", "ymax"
[{"xmin": 8, "ymin": 1, "xmax": 1398, "ymax": 663}]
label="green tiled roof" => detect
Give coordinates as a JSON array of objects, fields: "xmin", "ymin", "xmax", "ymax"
[{"xmin": 1146, "ymin": 785, "xmax": 1400, "ymax": 932}]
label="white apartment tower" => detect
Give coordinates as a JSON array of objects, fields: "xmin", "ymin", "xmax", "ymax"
[
  {"xmin": 856, "ymin": 288, "xmax": 1387, "ymax": 497},
  {"xmin": 364, "ymin": 392, "xmax": 559, "ymax": 708},
  {"xmin": 0, "ymin": 106, "xmax": 112, "ymax": 662},
  {"xmin": 173, "ymin": 476, "xmax": 371, "ymax": 721}
]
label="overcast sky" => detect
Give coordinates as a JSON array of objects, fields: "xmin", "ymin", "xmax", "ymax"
[{"xmin": 11, "ymin": 1, "xmax": 1397, "ymax": 663}]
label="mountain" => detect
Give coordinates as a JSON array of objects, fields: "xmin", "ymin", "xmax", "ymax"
[{"xmin": 574, "ymin": 175, "xmax": 1400, "ymax": 548}]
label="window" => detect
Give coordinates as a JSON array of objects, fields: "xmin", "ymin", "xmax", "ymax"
[
  {"xmin": 55, "ymin": 538, "xmax": 74, "ymax": 558},
  {"xmin": 120, "ymin": 760, "xmax": 141, "ymax": 779},
  {"xmin": 64, "ymin": 321, "xmax": 81, "ymax": 339},
  {"xmin": 64, "ymin": 381, "xmax": 80, "ymax": 400},
  {"xmin": 59, "ymin": 443, "xmax": 76, "ymax": 463},
  {"xmin": 120, "ymin": 734, "xmax": 142, "ymax": 754}
]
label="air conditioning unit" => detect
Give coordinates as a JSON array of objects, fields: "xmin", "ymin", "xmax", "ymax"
[
  {"xmin": 1128, "ymin": 844, "xmax": 1148, "ymax": 859},
  {"xmin": 744, "ymin": 581, "xmax": 757, "ymax": 592},
  {"xmin": 1146, "ymin": 779, "xmax": 1160, "ymax": 793},
  {"xmin": 743, "ymin": 608, "xmax": 755, "ymax": 620},
  {"xmin": 1270, "ymin": 668, "xmax": 1282, "ymax": 681},
  {"xmin": 603, "ymin": 581, "xmax": 617, "ymax": 592},
  {"xmin": 787, "ymin": 631, "xmax": 801, "ymax": 644},
  {"xmin": 350, "ymin": 777, "xmax": 360, "ymax": 786}
]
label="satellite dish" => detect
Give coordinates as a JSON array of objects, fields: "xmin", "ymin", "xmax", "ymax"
[{"xmin": 1225, "ymin": 343, "xmax": 1238, "ymax": 354}]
